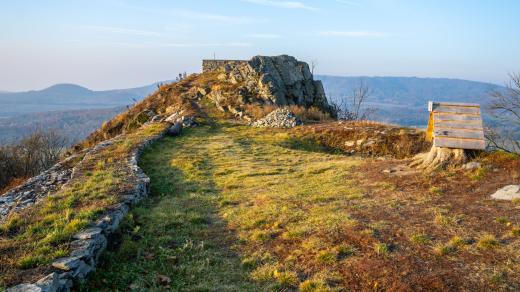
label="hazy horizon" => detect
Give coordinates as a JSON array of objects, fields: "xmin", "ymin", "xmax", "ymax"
[{"xmin": 2, "ymin": 0, "xmax": 519, "ymax": 91}]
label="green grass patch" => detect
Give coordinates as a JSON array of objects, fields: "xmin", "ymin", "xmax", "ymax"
[{"xmin": 86, "ymin": 123, "xmax": 362, "ymax": 290}]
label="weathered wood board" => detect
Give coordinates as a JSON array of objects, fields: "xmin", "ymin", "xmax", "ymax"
[{"xmin": 426, "ymin": 101, "xmax": 485, "ymax": 150}]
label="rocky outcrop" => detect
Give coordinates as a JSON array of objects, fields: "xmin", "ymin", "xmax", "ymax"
[
  {"xmin": 252, "ymin": 108, "xmax": 302, "ymax": 128},
  {"xmin": 204, "ymin": 55, "xmax": 334, "ymax": 115}
]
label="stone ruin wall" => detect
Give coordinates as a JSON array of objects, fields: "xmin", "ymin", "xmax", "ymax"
[{"xmin": 202, "ymin": 59, "xmax": 247, "ymax": 72}]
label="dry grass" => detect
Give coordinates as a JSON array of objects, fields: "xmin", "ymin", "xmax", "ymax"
[{"xmin": 291, "ymin": 120, "xmax": 431, "ymax": 158}]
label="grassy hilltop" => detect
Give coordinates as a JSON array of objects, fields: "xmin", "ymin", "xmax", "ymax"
[{"xmin": 1, "ymin": 65, "xmax": 519, "ymax": 291}]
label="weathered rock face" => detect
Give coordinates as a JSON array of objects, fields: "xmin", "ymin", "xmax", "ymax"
[{"xmin": 204, "ymin": 55, "xmax": 333, "ymax": 115}]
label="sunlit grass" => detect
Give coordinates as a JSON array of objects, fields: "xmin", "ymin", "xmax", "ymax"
[{"xmin": 86, "ymin": 123, "xmax": 363, "ymax": 290}]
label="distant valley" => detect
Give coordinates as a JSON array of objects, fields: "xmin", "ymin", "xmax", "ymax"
[
  {"xmin": 0, "ymin": 76, "xmax": 510, "ymax": 144},
  {"xmin": 0, "ymin": 82, "xmax": 165, "ymax": 144},
  {"xmin": 317, "ymin": 75, "xmax": 504, "ymax": 128}
]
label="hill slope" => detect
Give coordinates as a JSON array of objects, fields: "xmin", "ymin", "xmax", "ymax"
[{"xmin": 0, "ymin": 82, "xmax": 162, "ymax": 118}]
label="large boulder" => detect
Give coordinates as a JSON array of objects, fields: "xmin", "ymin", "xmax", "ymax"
[{"xmin": 212, "ymin": 55, "xmax": 333, "ymax": 115}]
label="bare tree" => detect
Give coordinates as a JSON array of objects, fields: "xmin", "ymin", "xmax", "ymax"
[
  {"xmin": 310, "ymin": 60, "xmax": 318, "ymax": 75},
  {"xmin": 333, "ymin": 80, "xmax": 375, "ymax": 121},
  {"xmin": 486, "ymin": 73, "xmax": 520, "ymax": 154},
  {"xmin": 0, "ymin": 129, "xmax": 68, "ymax": 191}
]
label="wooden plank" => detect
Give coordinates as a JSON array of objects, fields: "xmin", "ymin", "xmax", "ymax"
[
  {"xmin": 430, "ymin": 102, "xmax": 480, "ymax": 108},
  {"xmin": 433, "ymin": 137, "xmax": 486, "ymax": 150},
  {"xmin": 426, "ymin": 112, "xmax": 434, "ymax": 142},
  {"xmin": 431, "ymin": 104, "xmax": 481, "ymax": 115},
  {"xmin": 434, "ymin": 121, "xmax": 483, "ymax": 130},
  {"xmin": 434, "ymin": 128, "xmax": 484, "ymax": 140},
  {"xmin": 434, "ymin": 113, "xmax": 482, "ymax": 122}
]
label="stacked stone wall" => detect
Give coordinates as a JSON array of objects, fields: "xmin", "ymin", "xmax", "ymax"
[
  {"xmin": 202, "ymin": 59, "xmax": 247, "ymax": 72},
  {"xmin": 6, "ymin": 127, "xmax": 167, "ymax": 292}
]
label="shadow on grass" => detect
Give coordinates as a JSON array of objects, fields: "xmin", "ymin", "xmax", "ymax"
[{"xmin": 83, "ymin": 126, "xmax": 263, "ymax": 291}]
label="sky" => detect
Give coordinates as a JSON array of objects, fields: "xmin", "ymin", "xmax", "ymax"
[{"xmin": 1, "ymin": 0, "xmax": 519, "ymax": 91}]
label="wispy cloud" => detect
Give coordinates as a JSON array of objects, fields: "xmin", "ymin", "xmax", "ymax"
[
  {"xmin": 319, "ymin": 31, "xmax": 389, "ymax": 37},
  {"xmin": 176, "ymin": 10, "xmax": 261, "ymax": 23},
  {"xmin": 247, "ymin": 33, "xmax": 283, "ymax": 39},
  {"xmin": 163, "ymin": 42, "xmax": 252, "ymax": 48},
  {"xmin": 68, "ymin": 39, "xmax": 252, "ymax": 48},
  {"xmin": 241, "ymin": 0, "xmax": 316, "ymax": 11},
  {"xmin": 81, "ymin": 25, "xmax": 163, "ymax": 37},
  {"xmin": 335, "ymin": 0, "xmax": 361, "ymax": 6}
]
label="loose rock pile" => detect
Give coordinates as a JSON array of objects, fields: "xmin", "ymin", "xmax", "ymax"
[{"xmin": 252, "ymin": 108, "xmax": 302, "ymax": 128}]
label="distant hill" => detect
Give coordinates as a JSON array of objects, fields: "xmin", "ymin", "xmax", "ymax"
[
  {"xmin": 0, "ymin": 82, "xmax": 165, "ymax": 144},
  {"xmin": 0, "ymin": 82, "xmax": 165, "ymax": 118},
  {"xmin": 0, "ymin": 76, "xmax": 514, "ymax": 144},
  {"xmin": 317, "ymin": 75, "xmax": 505, "ymax": 128}
]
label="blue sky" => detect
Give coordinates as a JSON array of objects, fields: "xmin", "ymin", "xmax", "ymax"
[{"xmin": 1, "ymin": 0, "xmax": 519, "ymax": 91}]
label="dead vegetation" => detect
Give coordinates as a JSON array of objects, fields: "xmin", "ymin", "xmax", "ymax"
[
  {"xmin": 350, "ymin": 150, "xmax": 520, "ymax": 290},
  {"xmin": 290, "ymin": 120, "xmax": 431, "ymax": 158}
]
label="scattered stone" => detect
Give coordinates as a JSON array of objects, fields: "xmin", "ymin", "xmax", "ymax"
[
  {"xmin": 491, "ymin": 185, "xmax": 520, "ymax": 201},
  {"xmin": 181, "ymin": 116, "xmax": 197, "ymax": 127},
  {"xmin": 382, "ymin": 165, "xmax": 418, "ymax": 177},
  {"xmin": 156, "ymin": 274, "xmax": 172, "ymax": 286},
  {"xmin": 462, "ymin": 161, "xmax": 481, "ymax": 170},
  {"xmin": 166, "ymin": 123, "xmax": 183, "ymax": 136},
  {"xmin": 52, "ymin": 257, "xmax": 82, "ymax": 271},
  {"xmin": 165, "ymin": 111, "xmax": 183, "ymax": 124},
  {"xmin": 252, "ymin": 108, "xmax": 302, "ymax": 128},
  {"xmin": 150, "ymin": 115, "xmax": 162, "ymax": 122},
  {"xmin": 344, "ymin": 141, "xmax": 356, "ymax": 147},
  {"xmin": 35, "ymin": 273, "xmax": 60, "ymax": 291},
  {"xmin": 6, "ymin": 284, "xmax": 43, "ymax": 292},
  {"xmin": 73, "ymin": 227, "xmax": 103, "ymax": 240}
]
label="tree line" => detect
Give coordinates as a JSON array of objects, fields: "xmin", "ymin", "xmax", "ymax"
[{"xmin": 0, "ymin": 130, "xmax": 67, "ymax": 192}]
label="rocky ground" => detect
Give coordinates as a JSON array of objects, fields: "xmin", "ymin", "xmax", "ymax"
[
  {"xmin": 0, "ymin": 154, "xmax": 81, "ymax": 222},
  {"xmin": 252, "ymin": 108, "xmax": 302, "ymax": 128}
]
